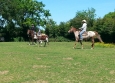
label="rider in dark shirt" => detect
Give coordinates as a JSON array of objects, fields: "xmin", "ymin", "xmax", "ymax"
[
  {"xmin": 31, "ymin": 24, "xmax": 35, "ymax": 31},
  {"xmin": 31, "ymin": 24, "xmax": 36, "ymax": 35}
]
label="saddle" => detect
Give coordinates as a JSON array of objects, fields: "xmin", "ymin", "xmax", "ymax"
[
  {"xmin": 82, "ymin": 31, "xmax": 88, "ymax": 36},
  {"xmin": 78, "ymin": 31, "xmax": 89, "ymax": 40}
]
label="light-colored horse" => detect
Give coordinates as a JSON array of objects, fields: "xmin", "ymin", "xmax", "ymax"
[{"xmin": 68, "ymin": 26, "xmax": 103, "ymax": 49}]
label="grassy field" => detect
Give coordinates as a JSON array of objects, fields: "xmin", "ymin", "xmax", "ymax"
[{"xmin": 0, "ymin": 42, "xmax": 115, "ymax": 83}]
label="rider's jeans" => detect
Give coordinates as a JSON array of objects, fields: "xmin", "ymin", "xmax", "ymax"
[{"xmin": 79, "ymin": 30, "xmax": 85, "ymax": 40}]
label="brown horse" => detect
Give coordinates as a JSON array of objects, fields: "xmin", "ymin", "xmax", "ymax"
[
  {"xmin": 37, "ymin": 34, "xmax": 49, "ymax": 47},
  {"xmin": 27, "ymin": 29, "xmax": 37, "ymax": 45},
  {"xmin": 27, "ymin": 29, "xmax": 49, "ymax": 47},
  {"xmin": 68, "ymin": 26, "xmax": 103, "ymax": 49}
]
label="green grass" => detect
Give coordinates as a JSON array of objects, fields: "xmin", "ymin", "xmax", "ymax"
[{"xmin": 0, "ymin": 42, "xmax": 115, "ymax": 83}]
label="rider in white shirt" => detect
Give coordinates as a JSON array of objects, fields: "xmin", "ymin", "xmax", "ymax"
[
  {"xmin": 37, "ymin": 28, "xmax": 41, "ymax": 36},
  {"xmin": 79, "ymin": 20, "xmax": 87, "ymax": 40}
]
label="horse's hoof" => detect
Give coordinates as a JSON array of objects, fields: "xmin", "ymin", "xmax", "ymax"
[
  {"xmin": 73, "ymin": 47, "xmax": 76, "ymax": 49},
  {"xmin": 91, "ymin": 48, "xmax": 94, "ymax": 49}
]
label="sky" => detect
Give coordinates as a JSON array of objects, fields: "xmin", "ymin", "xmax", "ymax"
[{"xmin": 38, "ymin": 0, "xmax": 115, "ymax": 24}]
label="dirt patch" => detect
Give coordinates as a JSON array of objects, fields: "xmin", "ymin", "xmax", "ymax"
[
  {"xmin": 0, "ymin": 70, "xmax": 9, "ymax": 75},
  {"xmin": 110, "ymin": 70, "xmax": 115, "ymax": 75},
  {"xmin": 36, "ymin": 58, "xmax": 41, "ymax": 60},
  {"xmin": 63, "ymin": 57, "xmax": 73, "ymax": 60},
  {"xmin": 33, "ymin": 65, "xmax": 50, "ymax": 69},
  {"xmin": 39, "ymin": 54, "xmax": 47, "ymax": 56},
  {"xmin": 21, "ymin": 80, "xmax": 48, "ymax": 83}
]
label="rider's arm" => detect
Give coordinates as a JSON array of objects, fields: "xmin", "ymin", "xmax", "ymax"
[{"xmin": 81, "ymin": 23, "xmax": 85, "ymax": 29}]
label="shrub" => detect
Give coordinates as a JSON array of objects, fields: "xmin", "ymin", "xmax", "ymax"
[
  {"xmin": 49, "ymin": 36, "xmax": 72, "ymax": 42},
  {"xmin": 95, "ymin": 42, "xmax": 115, "ymax": 48},
  {"xmin": 13, "ymin": 37, "xmax": 24, "ymax": 42}
]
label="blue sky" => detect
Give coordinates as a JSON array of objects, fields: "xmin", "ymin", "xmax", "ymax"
[{"xmin": 38, "ymin": 0, "xmax": 115, "ymax": 24}]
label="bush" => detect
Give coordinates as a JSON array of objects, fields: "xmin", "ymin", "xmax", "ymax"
[
  {"xmin": 49, "ymin": 36, "xmax": 72, "ymax": 42},
  {"xmin": 95, "ymin": 42, "xmax": 115, "ymax": 48},
  {"xmin": 13, "ymin": 37, "xmax": 24, "ymax": 42}
]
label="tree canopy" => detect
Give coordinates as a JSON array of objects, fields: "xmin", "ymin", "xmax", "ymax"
[
  {"xmin": 0, "ymin": 0, "xmax": 51, "ymax": 41},
  {"xmin": 0, "ymin": 0, "xmax": 115, "ymax": 43}
]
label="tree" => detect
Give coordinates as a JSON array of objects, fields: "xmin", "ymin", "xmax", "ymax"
[
  {"xmin": 45, "ymin": 19, "xmax": 57, "ymax": 38},
  {"xmin": 93, "ymin": 12, "xmax": 115, "ymax": 42},
  {"xmin": 70, "ymin": 8, "xmax": 96, "ymax": 30},
  {"xmin": 0, "ymin": 0, "xmax": 51, "ymax": 41}
]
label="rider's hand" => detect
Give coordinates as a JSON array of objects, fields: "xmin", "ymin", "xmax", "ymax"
[{"xmin": 79, "ymin": 28, "xmax": 83, "ymax": 30}]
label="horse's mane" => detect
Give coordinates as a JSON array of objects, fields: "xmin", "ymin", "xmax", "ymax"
[
  {"xmin": 71, "ymin": 26, "xmax": 79, "ymax": 31},
  {"xmin": 27, "ymin": 29, "xmax": 34, "ymax": 36}
]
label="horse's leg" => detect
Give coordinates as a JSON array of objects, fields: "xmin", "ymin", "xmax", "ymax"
[
  {"xmin": 73, "ymin": 41, "xmax": 77, "ymax": 49},
  {"xmin": 79, "ymin": 40, "xmax": 83, "ymax": 49},
  {"xmin": 46, "ymin": 37, "xmax": 49, "ymax": 45},
  {"xmin": 31, "ymin": 39, "xmax": 33, "ymax": 45},
  {"xmin": 34, "ymin": 39, "xmax": 37, "ymax": 45},
  {"xmin": 34, "ymin": 39, "xmax": 36, "ymax": 45},
  {"xmin": 44, "ymin": 41, "xmax": 46, "ymax": 47},
  {"xmin": 47, "ymin": 41, "xmax": 49, "ymax": 45},
  {"xmin": 91, "ymin": 38, "xmax": 94, "ymax": 49},
  {"xmin": 29, "ymin": 40, "xmax": 30, "ymax": 45},
  {"xmin": 36, "ymin": 39, "xmax": 38, "ymax": 46},
  {"xmin": 32, "ymin": 38, "xmax": 34, "ymax": 45},
  {"xmin": 29, "ymin": 37, "xmax": 32, "ymax": 45},
  {"xmin": 73, "ymin": 39, "xmax": 78, "ymax": 49},
  {"xmin": 38, "ymin": 41, "xmax": 40, "ymax": 47},
  {"xmin": 28, "ymin": 37, "xmax": 30, "ymax": 45},
  {"xmin": 38, "ymin": 40, "xmax": 42, "ymax": 47},
  {"xmin": 31, "ymin": 38, "xmax": 33, "ymax": 45}
]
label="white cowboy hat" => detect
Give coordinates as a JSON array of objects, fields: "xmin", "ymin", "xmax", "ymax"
[{"xmin": 82, "ymin": 20, "xmax": 86, "ymax": 23}]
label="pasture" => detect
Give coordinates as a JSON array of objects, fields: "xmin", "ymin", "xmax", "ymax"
[{"xmin": 0, "ymin": 42, "xmax": 115, "ymax": 83}]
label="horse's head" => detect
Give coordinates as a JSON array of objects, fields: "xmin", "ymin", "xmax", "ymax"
[
  {"xmin": 27, "ymin": 29, "xmax": 30, "ymax": 35},
  {"xmin": 27, "ymin": 29, "xmax": 34, "ymax": 37},
  {"xmin": 68, "ymin": 26, "xmax": 77, "ymax": 33}
]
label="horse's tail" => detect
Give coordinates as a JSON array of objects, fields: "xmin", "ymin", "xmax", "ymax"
[
  {"xmin": 46, "ymin": 35, "xmax": 49, "ymax": 38},
  {"xmin": 46, "ymin": 35, "xmax": 49, "ymax": 42},
  {"xmin": 45, "ymin": 35, "xmax": 49, "ymax": 45},
  {"xmin": 46, "ymin": 37, "xmax": 48, "ymax": 42},
  {"xmin": 96, "ymin": 32, "xmax": 103, "ymax": 43},
  {"xmin": 97, "ymin": 35, "xmax": 103, "ymax": 43}
]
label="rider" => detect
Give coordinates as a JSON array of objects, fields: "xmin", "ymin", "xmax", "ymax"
[
  {"xmin": 79, "ymin": 20, "xmax": 87, "ymax": 40},
  {"xmin": 31, "ymin": 24, "xmax": 36, "ymax": 35},
  {"xmin": 31, "ymin": 24, "xmax": 34, "ymax": 30},
  {"xmin": 37, "ymin": 28, "xmax": 41, "ymax": 36}
]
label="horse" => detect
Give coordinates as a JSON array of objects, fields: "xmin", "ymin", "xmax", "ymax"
[
  {"xmin": 37, "ymin": 33, "xmax": 49, "ymax": 47},
  {"xmin": 68, "ymin": 26, "xmax": 103, "ymax": 49},
  {"xmin": 27, "ymin": 29, "xmax": 37, "ymax": 45}
]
